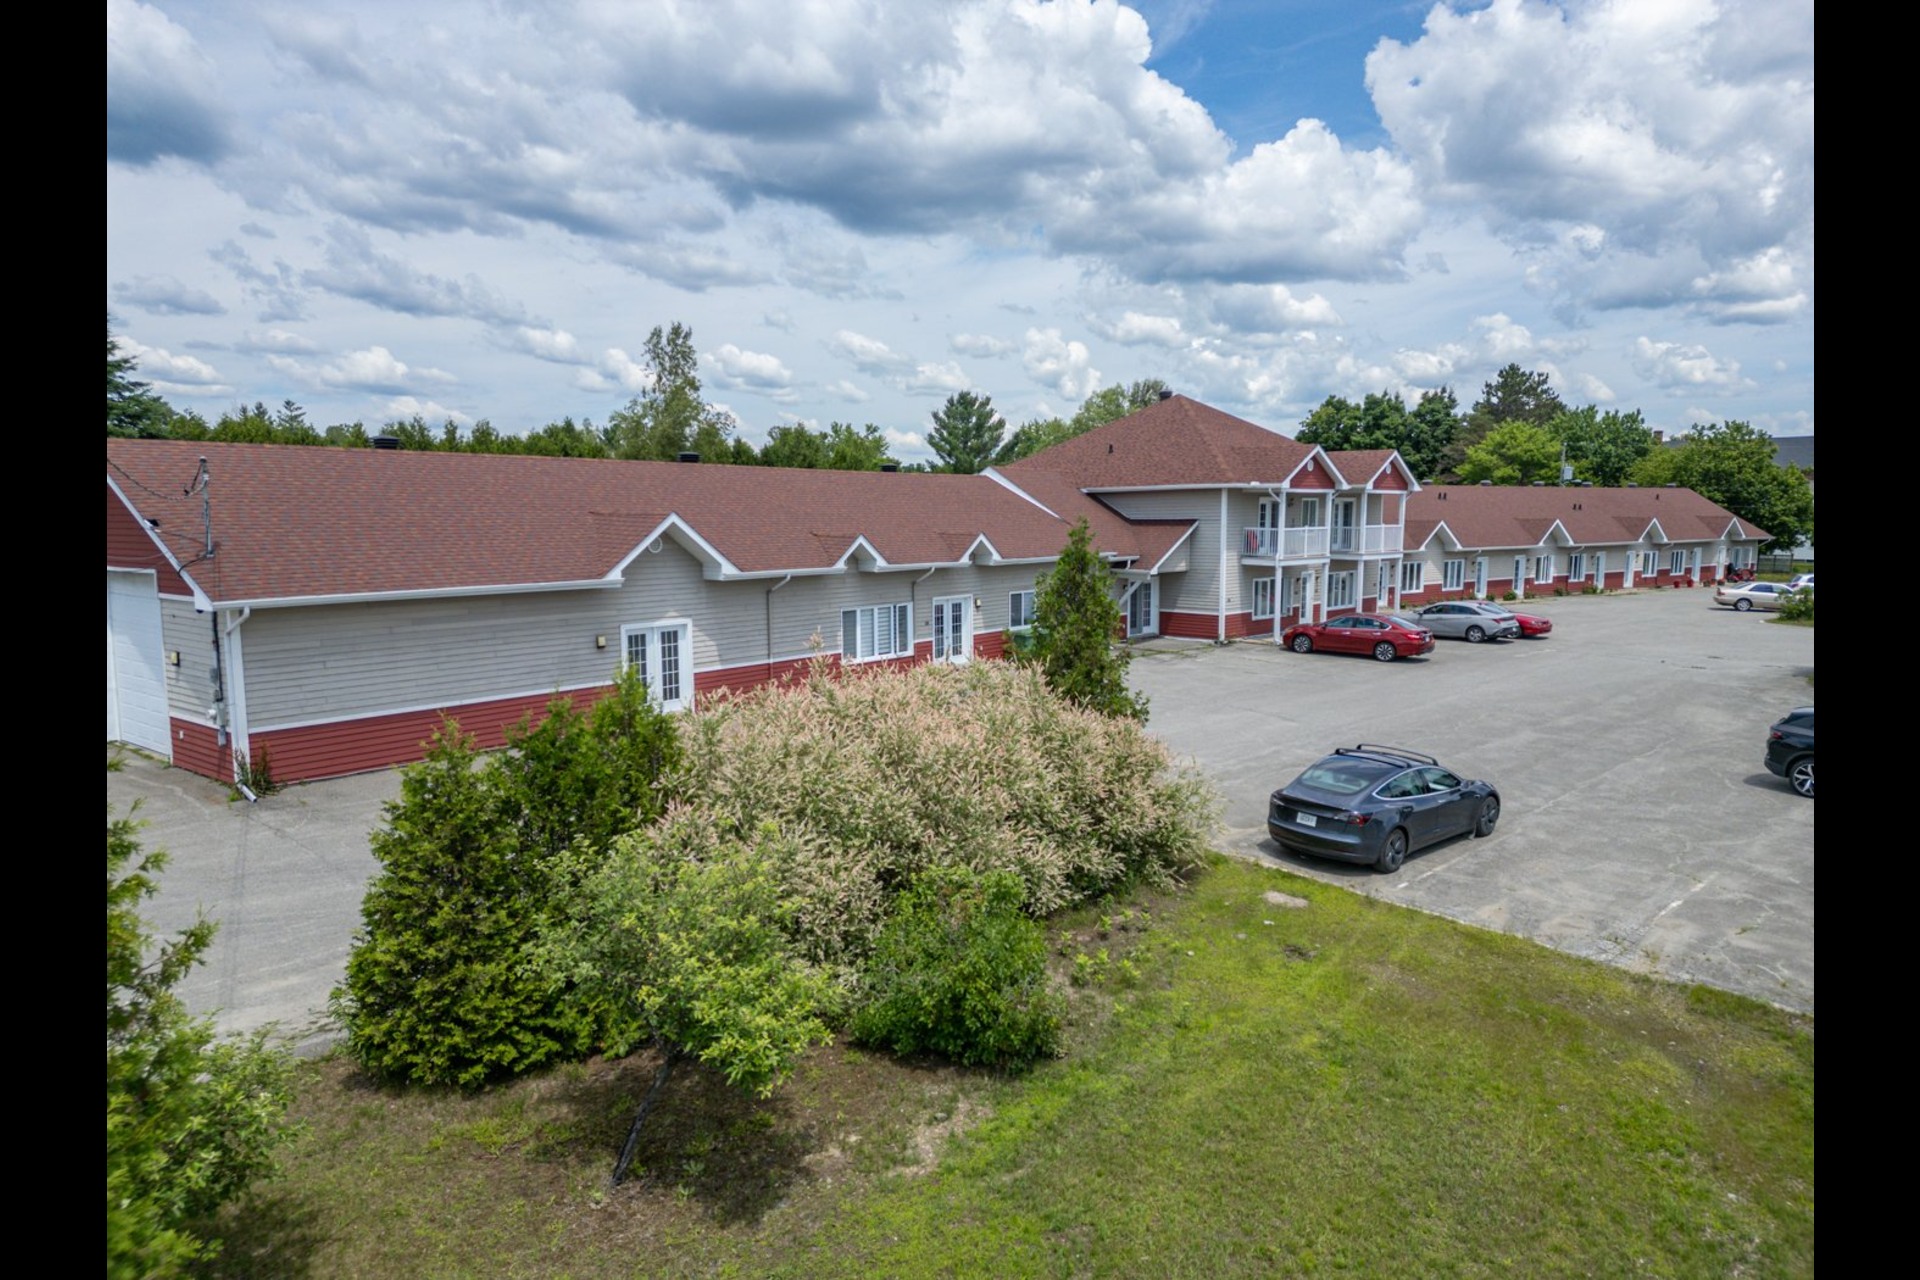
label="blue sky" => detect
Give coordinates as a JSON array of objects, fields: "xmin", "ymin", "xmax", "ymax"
[{"xmin": 107, "ymin": 1, "xmax": 1814, "ymax": 459}]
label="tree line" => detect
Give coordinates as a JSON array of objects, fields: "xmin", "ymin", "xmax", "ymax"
[
  {"xmin": 1293, "ymin": 363, "xmax": 1813, "ymax": 554},
  {"xmin": 111, "ymin": 315, "xmax": 1810, "ymax": 550}
]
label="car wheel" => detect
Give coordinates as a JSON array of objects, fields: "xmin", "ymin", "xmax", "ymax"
[
  {"xmin": 1474, "ymin": 796, "xmax": 1500, "ymax": 837},
  {"xmin": 1788, "ymin": 757, "xmax": 1813, "ymax": 798},
  {"xmin": 1291, "ymin": 634, "xmax": 1313, "ymax": 654},
  {"xmin": 1373, "ymin": 641, "xmax": 1397, "ymax": 662},
  {"xmin": 1375, "ymin": 828, "xmax": 1409, "ymax": 873},
  {"xmin": 1465, "ymin": 625, "xmax": 1486, "ymax": 643},
  {"xmin": 1734, "ymin": 598, "xmax": 1753, "ymax": 612}
]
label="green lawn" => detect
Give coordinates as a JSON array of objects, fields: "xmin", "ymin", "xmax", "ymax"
[{"xmin": 211, "ymin": 858, "xmax": 1813, "ymax": 1278}]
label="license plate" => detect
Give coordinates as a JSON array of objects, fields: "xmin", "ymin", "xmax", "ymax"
[{"xmin": 1296, "ymin": 812, "xmax": 1317, "ymax": 828}]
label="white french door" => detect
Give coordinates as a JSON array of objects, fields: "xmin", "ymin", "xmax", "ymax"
[{"xmin": 932, "ymin": 595, "xmax": 972, "ymax": 663}]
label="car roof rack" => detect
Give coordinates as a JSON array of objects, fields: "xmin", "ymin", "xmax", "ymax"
[{"xmin": 1337, "ymin": 744, "xmax": 1439, "ymax": 767}]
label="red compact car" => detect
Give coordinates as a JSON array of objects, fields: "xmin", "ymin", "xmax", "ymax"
[
  {"xmin": 1282, "ymin": 614, "xmax": 1435, "ymax": 662},
  {"xmin": 1507, "ymin": 611, "xmax": 1552, "ymax": 638}
]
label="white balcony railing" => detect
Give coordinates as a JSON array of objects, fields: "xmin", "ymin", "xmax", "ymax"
[
  {"xmin": 1242, "ymin": 525, "xmax": 1330, "ymax": 559},
  {"xmin": 1329, "ymin": 523, "xmax": 1404, "ymax": 554}
]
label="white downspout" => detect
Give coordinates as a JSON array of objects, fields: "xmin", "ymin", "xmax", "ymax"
[
  {"xmin": 1217, "ymin": 489, "xmax": 1229, "ymax": 641},
  {"xmin": 222, "ymin": 607, "xmax": 252, "ymax": 788}
]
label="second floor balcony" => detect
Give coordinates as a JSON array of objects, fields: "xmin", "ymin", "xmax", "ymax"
[
  {"xmin": 1330, "ymin": 523, "xmax": 1404, "ymax": 555},
  {"xmin": 1242, "ymin": 525, "xmax": 1330, "ymax": 559}
]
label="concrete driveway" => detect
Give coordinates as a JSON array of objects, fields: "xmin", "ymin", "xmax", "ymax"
[
  {"xmin": 1131, "ymin": 587, "xmax": 1814, "ymax": 1013},
  {"xmin": 107, "ymin": 751, "xmax": 397, "ymax": 1050}
]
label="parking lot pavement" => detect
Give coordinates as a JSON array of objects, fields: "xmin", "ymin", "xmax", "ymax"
[
  {"xmin": 1130, "ymin": 588, "xmax": 1815, "ymax": 1014},
  {"xmin": 105, "ymin": 588, "xmax": 1811, "ymax": 1046},
  {"xmin": 107, "ymin": 750, "xmax": 397, "ymax": 1051}
]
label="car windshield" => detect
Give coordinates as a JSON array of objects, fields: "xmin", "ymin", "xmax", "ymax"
[{"xmin": 1296, "ymin": 758, "xmax": 1394, "ymax": 795}]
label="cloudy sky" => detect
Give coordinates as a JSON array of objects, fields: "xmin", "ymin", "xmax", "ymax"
[{"xmin": 107, "ymin": 0, "xmax": 1813, "ymax": 460}]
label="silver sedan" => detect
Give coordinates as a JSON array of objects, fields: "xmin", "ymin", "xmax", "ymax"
[{"xmin": 1400, "ymin": 601, "xmax": 1522, "ymax": 642}]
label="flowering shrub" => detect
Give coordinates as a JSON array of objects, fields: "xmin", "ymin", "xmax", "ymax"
[{"xmin": 676, "ymin": 659, "xmax": 1215, "ymax": 975}]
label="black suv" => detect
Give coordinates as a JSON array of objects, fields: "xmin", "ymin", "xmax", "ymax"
[{"xmin": 1764, "ymin": 709, "xmax": 1814, "ymax": 798}]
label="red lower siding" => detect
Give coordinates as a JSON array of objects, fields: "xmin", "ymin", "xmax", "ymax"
[
  {"xmin": 1159, "ymin": 610, "xmax": 1217, "ymax": 639},
  {"xmin": 249, "ymin": 688, "xmax": 595, "ymax": 783},
  {"xmin": 1221, "ymin": 611, "xmax": 1259, "ymax": 640},
  {"xmin": 170, "ymin": 718, "xmax": 226, "ymax": 780},
  {"xmin": 242, "ymin": 643, "xmax": 1020, "ymax": 783}
]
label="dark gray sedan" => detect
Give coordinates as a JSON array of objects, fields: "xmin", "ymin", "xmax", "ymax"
[
  {"xmin": 1267, "ymin": 744, "xmax": 1501, "ymax": 873},
  {"xmin": 1401, "ymin": 601, "xmax": 1521, "ymax": 642}
]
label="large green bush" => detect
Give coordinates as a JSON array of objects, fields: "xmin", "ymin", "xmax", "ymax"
[
  {"xmin": 679, "ymin": 659, "xmax": 1215, "ymax": 977},
  {"xmin": 334, "ymin": 670, "xmax": 683, "ymax": 1087},
  {"xmin": 850, "ymin": 866, "xmax": 1063, "ymax": 1068},
  {"xmin": 109, "ymin": 807, "xmax": 295, "ymax": 1278},
  {"xmin": 332, "ymin": 725, "xmax": 593, "ymax": 1087}
]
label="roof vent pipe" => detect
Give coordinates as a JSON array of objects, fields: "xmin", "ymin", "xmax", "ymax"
[
  {"xmin": 1626, "ymin": 482, "xmax": 1640, "ymax": 488},
  {"xmin": 1158, "ymin": 389, "xmax": 1173, "ymax": 400},
  {"xmin": 1478, "ymin": 479, "xmax": 1492, "ymax": 486},
  {"xmin": 879, "ymin": 462, "xmax": 898, "ymax": 473},
  {"xmin": 1531, "ymin": 481, "xmax": 1546, "ymax": 486},
  {"xmin": 371, "ymin": 435, "xmax": 400, "ymax": 450},
  {"xmin": 676, "ymin": 451, "xmax": 700, "ymax": 463}
]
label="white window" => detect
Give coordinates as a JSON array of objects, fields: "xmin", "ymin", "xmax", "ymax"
[
  {"xmin": 1009, "ymin": 590, "xmax": 1036, "ymax": 629},
  {"xmin": 1567, "ymin": 553, "xmax": 1586, "ymax": 581},
  {"xmin": 841, "ymin": 603, "xmax": 913, "ymax": 663},
  {"xmin": 622, "ymin": 622, "xmax": 692, "ymax": 710},
  {"xmin": 1252, "ymin": 577, "xmax": 1276, "ymax": 620},
  {"xmin": 1442, "ymin": 559, "xmax": 1465, "ymax": 591},
  {"xmin": 1534, "ymin": 554, "xmax": 1554, "ymax": 582},
  {"xmin": 1639, "ymin": 551, "xmax": 1659, "ymax": 576},
  {"xmin": 1326, "ymin": 572, "xmax": 1356, "ymax": 610},
  {"xmin": 1400, "ymin": 561, "xmax": 1425, "ymax": 593},
  {"xmin": 1669, "ymin": 550, "xmax": 1687, "ymax": 575}
]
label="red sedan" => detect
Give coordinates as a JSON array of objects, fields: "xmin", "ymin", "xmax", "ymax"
[
  {"xmin": 1508, "ymin": 610, "xmax": 1552, "ymax": 638},
  {"xmin": 1282, "ymin": 614, "xmax": 1435, "ymax": 662}
]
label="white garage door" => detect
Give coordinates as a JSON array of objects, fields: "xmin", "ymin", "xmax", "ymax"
[{"xmin": 107, "ymin": 570, "xmax": 172, "ymax": 760}]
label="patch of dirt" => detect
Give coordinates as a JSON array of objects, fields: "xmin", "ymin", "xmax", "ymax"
[{"xmin": 894, "ymin": 1093, "xmax": 992, "ymax": 1177}]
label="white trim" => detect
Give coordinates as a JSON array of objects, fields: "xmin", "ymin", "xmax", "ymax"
[
  {"xmin": 212, "ymin": 577, "xmax": 624, "ymax": 610},
  {"xmin": 1399, "ymin": 561, "xmax": 1425, "ymax": 593},
  {"xmin": 223, "ymin": 607, "xmax": 251, "ymax": 780},
  {"xmin": 621, "ymin": 618, "xmax": 694, "ymax": 711},
  {"xmin": 1144, "ymin": 523, "xmax": 1198, "ymax": 574},
  {"xmin": 1251, "ymin": 576, "xmax": 1276, "ymax": 621},
  {"xmin": 1442, "ymin": 559, "xmax": 1466, "ymax": 592},
  {"xmin": 1217, "ymin": 489, "xmax": 1230, "ymax": 641},
  {"xmin": 840, "ymin": 601, "xmax": 915, "ymax": 663},
  {"xmin": 978, "ymin": 467, "xmax": 1062, "ymax": 517},
  {"xmin": 106, "ymin": 477, "xmax": 215, "ymax": 611},
  {"xmin": 606, "ymin": 515, "xmax": 735, "ymax": 579}
]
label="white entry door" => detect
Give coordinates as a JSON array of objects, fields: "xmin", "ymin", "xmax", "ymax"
[{"xmin": 932, "ymin": 596, "xmax": 972, "ymax": 663}]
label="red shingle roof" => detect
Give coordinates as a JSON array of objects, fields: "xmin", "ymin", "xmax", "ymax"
[
  {"xmin": 1405, "ymin": 485, "xmax": 1767, "ymax": 550},
  {"xmin": 1001, "ymin": 394, "xmax": 1317, "ymax": 489},
  {"xmin": 106, "ymin": 441, "xmax": 1086, "ymax": 605}
]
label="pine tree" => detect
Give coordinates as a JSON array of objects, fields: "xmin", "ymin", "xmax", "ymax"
[{"xmin": 1029, "ymin": 520, "xmax": 1148, "ymax": 720}]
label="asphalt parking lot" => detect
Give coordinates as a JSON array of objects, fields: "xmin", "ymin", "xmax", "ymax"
[
  {"xmin": 1132, "ymin": 587, "xmax": 1815, "ymax": 1013},
  {"xmin": 107, "ymin": 586, "xmax": 1813, "ymax": 1050}
]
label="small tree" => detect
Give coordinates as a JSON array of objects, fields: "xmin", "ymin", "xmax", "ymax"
[
  {"xmin": 1030, "ymin": 519, "xmax": 1147, "ymax": 721},
  {"xmin": 332, "ymin": 723, "xmax": 592, "ymax": 1087},
  {"xmin": 537, "ymin": 814, "xmax": 833, "ymax": 1186},
  {"xmin": 108, "ymin": 805, "xmax": 295, "ymax": 1278}
]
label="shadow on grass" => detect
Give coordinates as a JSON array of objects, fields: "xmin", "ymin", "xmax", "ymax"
[
  {"xmin": 202, "ymin": 1189, "xmax": 326, "ymax": 1279},
  {"xmin": 552, "ymin": 1047, "xmax": 819, "ymax": 1226}
]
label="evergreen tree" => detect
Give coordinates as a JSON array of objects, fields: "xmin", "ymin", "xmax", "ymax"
[
  {"xmin": 1029, "ymin": 520, "xmax": 1147, "ymax": 720},
  {"xmin": 928, "ymin": 390, "xmax": 1007, "ymax": 473},
  {"xmin": 108, "ymin": 317, "xmax": 174, "ymax": 438},
  {"xmin": 109, "ymin": 803, "xmax": 294, "ymax": 1278}
]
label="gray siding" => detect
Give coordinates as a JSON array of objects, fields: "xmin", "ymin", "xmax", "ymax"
[
  {"xmin": 241, "ymin": 545, "xmax": 1061, "ymax": 728},
  {"xmin": 1101, "ymin": 490, "xmax": 1222, "ymax": 615},
  {"xmin": 160, "ymin": 596, "xmax": 218, "ymax": 721}
]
